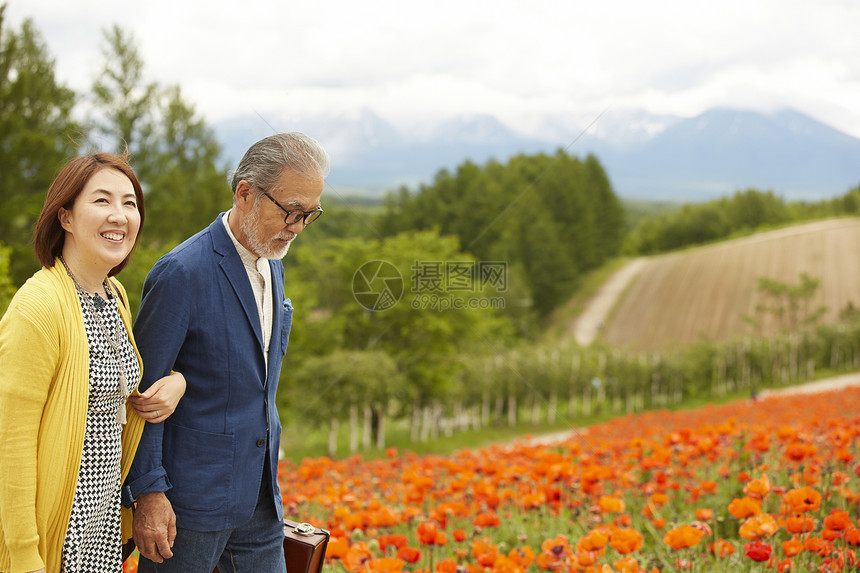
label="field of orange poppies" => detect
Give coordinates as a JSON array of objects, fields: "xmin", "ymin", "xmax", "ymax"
[{"xmin": 263, "ymin": 385, "xmax": 860, "ymax": 573}]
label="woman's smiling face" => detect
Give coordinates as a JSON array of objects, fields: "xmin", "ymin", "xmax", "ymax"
[{"xmin": 59, "ymin": 167, "xmax": 141, "ymax": 275}]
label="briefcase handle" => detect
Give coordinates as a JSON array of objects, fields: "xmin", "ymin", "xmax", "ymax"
[{"xmin": 293, "ymin": 522, "xmax": 317, "ymax": 536}]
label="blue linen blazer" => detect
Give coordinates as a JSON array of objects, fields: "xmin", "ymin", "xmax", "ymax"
[{"xmin": 126, "ymin": 213, "xmax": 291, "ymax": 531}]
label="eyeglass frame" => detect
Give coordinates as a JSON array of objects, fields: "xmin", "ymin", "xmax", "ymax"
[{"xmin": 261, "ymin": 191, "xmax": 324, "ymax": 226}]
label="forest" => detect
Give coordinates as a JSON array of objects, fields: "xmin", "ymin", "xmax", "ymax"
[{"xmin": 4, "ymin": 5, "xmax": 860, "ymax": 459}]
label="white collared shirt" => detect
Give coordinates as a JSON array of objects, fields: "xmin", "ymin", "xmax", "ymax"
[{"xmin": 222, "ymin": 211, "xmax": 273, "ymax": 362}]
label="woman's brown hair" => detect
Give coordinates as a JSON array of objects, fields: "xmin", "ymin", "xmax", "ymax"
[{"xmin": 33, "ymin": 151, "xmax": 145, "ymax": 276}]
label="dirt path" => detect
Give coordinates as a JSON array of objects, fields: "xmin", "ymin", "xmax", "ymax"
[{"xmin": 570, "ymin": 258, "xmax": 649, "ymax": 346}]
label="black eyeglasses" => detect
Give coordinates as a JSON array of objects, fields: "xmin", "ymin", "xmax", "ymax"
[{"xmin": 262, "ymin": 192, "xmax": 324, "ymax": 226}]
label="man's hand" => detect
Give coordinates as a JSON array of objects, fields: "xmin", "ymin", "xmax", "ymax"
[{"xmin": 133, "ymin": 492, "xmax": 177, "ymax": 562}]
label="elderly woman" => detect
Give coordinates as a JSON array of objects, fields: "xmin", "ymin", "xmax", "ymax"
[{"xmin": 0, "ymin": 152, "xmax": 185, "ymax": 573}]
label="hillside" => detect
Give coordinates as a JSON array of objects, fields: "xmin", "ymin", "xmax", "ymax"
[{"xmin": 582, "ymin": 218, "xmax": 860, "ymax": 351}]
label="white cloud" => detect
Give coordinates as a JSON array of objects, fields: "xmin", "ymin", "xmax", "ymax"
[{"xmin": 6, "ymin": 0, "xmax": 860, "ymax": 138}]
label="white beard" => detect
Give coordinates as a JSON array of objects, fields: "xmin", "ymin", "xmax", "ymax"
[{"xmin": 241, "ymin": 200, "xmax": 294, "ymax": 260}]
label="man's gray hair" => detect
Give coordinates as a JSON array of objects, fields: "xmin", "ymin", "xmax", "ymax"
[{"xmin": 230, "ymin": 132, "xmax": 330, "ymax": 193}]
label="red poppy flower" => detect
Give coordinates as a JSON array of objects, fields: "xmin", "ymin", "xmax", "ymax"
[{"xmin": 744, "ymin": 541, "xmax": 772, "ymax": 562}]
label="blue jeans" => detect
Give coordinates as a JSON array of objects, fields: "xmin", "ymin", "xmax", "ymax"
[{"xmin": 137, "ymin": 482, "xmax": 285, "ymax": 573}]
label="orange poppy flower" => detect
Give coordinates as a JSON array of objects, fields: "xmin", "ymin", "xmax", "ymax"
[
  {"xmin": 728, "ymin": 496, "xmax": 762, "ymax": 519},
  {"xmin": 472, "ymin": 538, "xmax": 499, "ymax": 566},
  {"xmin": 416, "ymin": 522, "xmax": 439, "ymax": 545},
  {"xmin": 739, "ymin": 514, "xmax": 778, "ymax": 541},
  {"xmin": 396, "ymin": 546, "xmax": 421, "ymax": 564},
  {"xmin": 473, "ymin": 512, "xmax": 500, "ymax": 527},
  {"xmin": 598, "ymin": 495, "xmax": 626, "ymax": 513},
  {"xmin": 708, "ymin": 539, "xmax": 735, "ymax": 558},
  {"xmin": 342, "ymin": 541, "xmax": 373, "ymax": 573},
  {"xmin": 366, "ymin": 557, "xmax": 405, "ymax": 572},
  {"xmin": 609, "ymin": 528, "xmax": 644, "ymax": 555},
  {"xmin": 452, "ymin": 529, "xmax": 467, "ymax": 542},
  {"xmin": 613, "ymin": 556, "xmax": 643, "ymax": 573},
  {"xmin": 824, "ymin": 509, "xmax": 853, "ymax": 531},
  {"xmin": 378, "ymin": 534, "xmax": 408, "ymax": 554},
  {"xmin": 577, "ymin": 528, "xmax": 609, "ymax": 552},
  {"xmin": 785, "ymin": 515, "xmax": 815, "ymax": 534},
  {"xmin": 326, "ymin": 536, "xmax": 350, "ymax": 560},
  {"xmin": 844, "ymin": 526, "xmax": 860, "ymax": 546},
  {"xmin": 694, "ymin": 508, "xmax": 714, "ymax": 521},
  {"xmin": 663, "ymin": 525, "xmax": 705, "ymax": 550},
  {"xmin": 575, "ymin": 550, "xmax": 599, "ymax": 567},
  {"xmin": 700, "ymin": 480, "xmax": 718, "ymax": 494},
  {"xmin": 743, "ymin": 475, "xmax": 770, "ymax": 499},
  {"xmin": 436, "ymin": 558, "xmax": 458, "ymax": 573},
  {"xmin": 782, "ymin": 537, "xmax": 803, "ymax": 557},
  {"xmin": 783, "ymin": 486, "xmax": 822, "ymax": 514},
  {"xmin": 802, "ymin": 537, "xmax": 832, "ymax": 557}
]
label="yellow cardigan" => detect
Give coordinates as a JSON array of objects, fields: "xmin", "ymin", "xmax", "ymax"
[{"xmin": 0, "ymin": 262, "xmax": 145, "ymax": 573}]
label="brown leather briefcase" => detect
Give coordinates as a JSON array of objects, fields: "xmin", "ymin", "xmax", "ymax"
[
  {"xmin": 213, "ymin": 519, "xmax": 329, "ymax": 573},
  {"xmin": 283, "ymin": 520, "xmax": 330, "ymax": 573}
]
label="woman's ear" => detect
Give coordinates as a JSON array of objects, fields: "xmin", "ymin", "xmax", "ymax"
[{"xmin": 58, "ymin": 207, "xmax": 72, "ymax": 231}]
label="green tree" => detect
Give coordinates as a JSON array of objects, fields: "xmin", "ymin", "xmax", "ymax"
[
  {"xmin": 282, "ymin": 229, "xmax": 515, "ymax": 415},
  {"xmin": 90, "ymin": 25, "xmax": 156, "ymax": 154},
  {"xmin": 91, "ymin": 27, "xmax": 230, "ymax": 247},
  {"xmin": 134, "ymin": 86, "xmax": 231, "ymax": 247},
  {"xmin": 0, "ymin": 5, "xmax": 79, "ymax": 283},
  {"xmin": 375, "ymin": 151, "xmax": 626, "ymax": 326},
  {"xmin": 744, "ymin": 273, "xmax": 828, "ymax": 334}
]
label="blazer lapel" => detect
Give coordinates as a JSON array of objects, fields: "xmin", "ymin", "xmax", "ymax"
[{"xmin": 209, "ymin": 215, "xmax": 265, "ymax": 353}]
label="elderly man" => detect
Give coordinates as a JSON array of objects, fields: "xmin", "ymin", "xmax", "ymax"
[{"xmin": 125, "ymin": 132, "xmax": 329, "ymax": 572}]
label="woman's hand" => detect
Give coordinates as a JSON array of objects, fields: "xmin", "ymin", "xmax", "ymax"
[{"xmin": 130, "ymin": 372, "xmax": 186, "ymax": 423}]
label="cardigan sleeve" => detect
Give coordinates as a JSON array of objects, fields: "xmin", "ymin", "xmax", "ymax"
[{"xmin": 0, "ymin": 289, "xmax": 60, "ymax": 572}]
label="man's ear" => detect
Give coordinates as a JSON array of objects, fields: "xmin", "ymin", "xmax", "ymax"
[{"xmin": 234, "ymin": 180, "xmax": 255, "ymax": 213}]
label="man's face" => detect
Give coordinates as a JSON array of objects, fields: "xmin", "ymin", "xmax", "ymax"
[{"xmin": 240, "ymin": 169, "xmax": 324, "ymax": 260}]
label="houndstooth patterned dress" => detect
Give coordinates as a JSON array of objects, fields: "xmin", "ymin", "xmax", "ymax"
[{"xmin": 60, "ymin": 289, "xmax": 139, "ymax": 572}]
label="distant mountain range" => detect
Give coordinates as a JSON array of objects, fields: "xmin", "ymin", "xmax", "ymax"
[{"xmin": 213, "ymin": 107, "xmax": 860, "ymax": 202}]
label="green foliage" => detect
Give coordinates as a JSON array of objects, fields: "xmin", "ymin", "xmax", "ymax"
[
  {"xmin": 279, "ymin": 228, "xmax": 516, "ymax": 419},
  {"xmin": 90, "ymin": 25, "xmax": 157, "ymax": 154},
  {"xmin": 134, "ymin": 86, "xmax": 231, "ymax": 247},
  {"xmin": 627, "ymin": 189, "xmax": 793, "ymax": 254},
  {"xmin": 286, "ymin": 349, "xmax": 405, "ymax": 427},
  {"xmin": 626, "ymin": 186, "xmax": 860, "ymax": 256},
  {"xmin": 0, "ymin": 5, "xmax": 80, "ymax": 283},
  {"xmin": 0, "ymin": 242, "xmax": 17, "ymax": 315},
  {"xmin": 743, "ymin": 272, "xmax": 828, "ymax": 334},
  {"xmin": 376, "ymin": 150, "xmax": 626, "ymax": 320},
  {"xmin": 91, "ymin": 29, "xmax": 230, "ymax": 248}
]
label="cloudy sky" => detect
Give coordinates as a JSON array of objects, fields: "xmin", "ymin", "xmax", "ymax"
[{"xmin": 6, "ymin": 0, "xmax": 860, "ymax": 140}]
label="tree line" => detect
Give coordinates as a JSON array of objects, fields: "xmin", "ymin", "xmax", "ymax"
[{"xmin": 625, "ymin": 186, "xmax": 860, "ymax": 254}]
